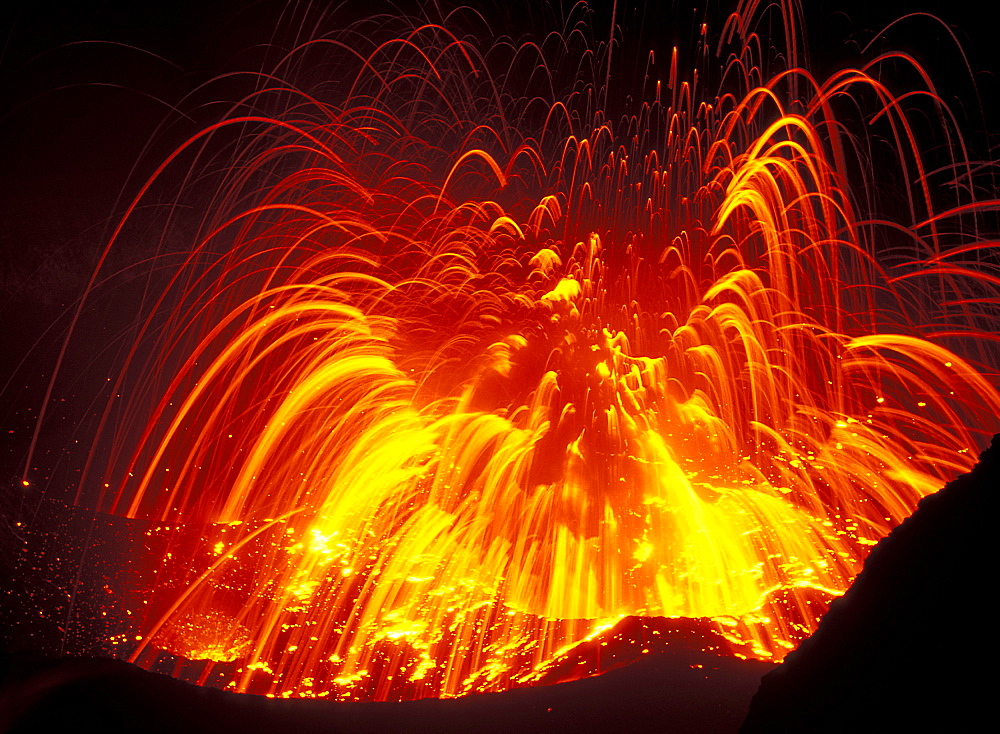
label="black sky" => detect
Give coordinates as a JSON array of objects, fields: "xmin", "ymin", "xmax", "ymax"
[{"xmin": 3, "ymin": 0, "xmax": 998, "ymax": 306}]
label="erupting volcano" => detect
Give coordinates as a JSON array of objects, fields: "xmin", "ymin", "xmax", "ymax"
[{"xmin": 8, "ymin": 0, "xmax": 1000, "ymax": 707}]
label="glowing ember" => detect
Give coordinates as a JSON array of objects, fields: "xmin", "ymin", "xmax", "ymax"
[
  {"xmin": 155, "ymin": 611, "xmax": 252, "ymax": 663},
  {"xmin": 34, "ymin": 1, "xmax": 1000, "ymax": 701}
]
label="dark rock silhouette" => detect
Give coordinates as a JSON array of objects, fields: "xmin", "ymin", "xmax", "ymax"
[
  {"xmin": 741, "ymin": 433, "xmax": 1000, "ymax": 732},
  {"xmin": 0, "ymin": 642, "xmax": 771, "ymax": 733}
]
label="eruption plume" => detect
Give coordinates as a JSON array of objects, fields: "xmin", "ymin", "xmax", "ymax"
[{"xmin": 25, "ymin": 0, "xmax": 1000, "ymax": 701}]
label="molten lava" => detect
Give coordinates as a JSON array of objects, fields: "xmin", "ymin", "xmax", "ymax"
[{"xmin": 39, "ymin": 1, "xmax": 1000, "ymax": 701}]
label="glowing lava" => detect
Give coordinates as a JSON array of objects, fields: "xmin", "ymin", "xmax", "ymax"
[{"xmin": 44, "ymin": 1, "xmax": 1000, "ymax": 700}]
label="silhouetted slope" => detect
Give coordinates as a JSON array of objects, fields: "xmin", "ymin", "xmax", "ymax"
[
  {"xmin": 1, "ymin": 640, "xmax": 771, "ymax": 733},
  {"xmin": 741, "ymin": 433, "xmax": 1000, "ymax": 732}
]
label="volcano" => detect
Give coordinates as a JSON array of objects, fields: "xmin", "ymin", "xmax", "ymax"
[{"xmin": 3, "ymin": 0, "xmax": 1000, "ymax": 728}]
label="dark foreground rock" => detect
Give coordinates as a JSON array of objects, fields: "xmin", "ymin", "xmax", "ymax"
[
  {"xmin": 0, "ymin": 641, "xmax": 771, "ymax": 733},
  {"xmin": 741, "ymin": 434, "xmax": 1000, "ymax": 732}
]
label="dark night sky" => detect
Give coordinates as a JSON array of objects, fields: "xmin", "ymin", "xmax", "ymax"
[
  {"xmin": 3, "ymin": 0, "xmax": 998, "ymax": 291},
  {"xmin": 3, "ymin": 0, "xmax": 998, "ymax": 302}
]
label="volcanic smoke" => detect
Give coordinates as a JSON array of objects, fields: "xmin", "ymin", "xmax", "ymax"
[{"xmin": 18, "ymin": 0, "xmax": 1000, "ymax": 703}]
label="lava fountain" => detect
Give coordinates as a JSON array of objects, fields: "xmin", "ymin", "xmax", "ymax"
[{"xmin": 28, "ymin": 0, "xmax": 1000, "ymax": 701}]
